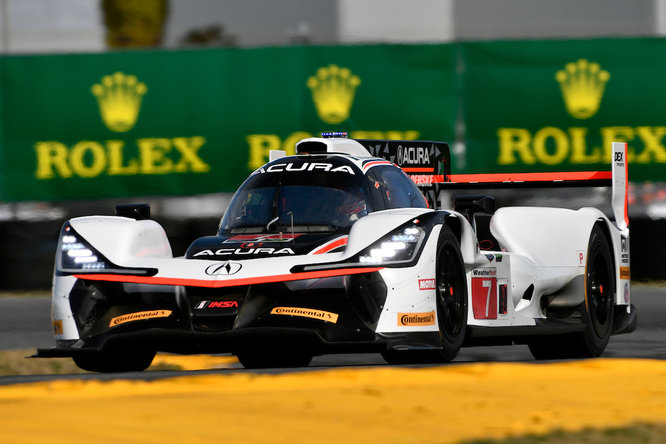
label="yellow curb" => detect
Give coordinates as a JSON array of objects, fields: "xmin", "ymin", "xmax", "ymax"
[
  {"xmin": 1, "ymin": 358, "xmax": 666, "ymax": 444},
  {"xmin": 150, "ymin": 353, "xmax": 238, "ymax": 370}
]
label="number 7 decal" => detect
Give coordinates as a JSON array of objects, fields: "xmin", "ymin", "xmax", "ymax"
[{"xmin": 472, "ymin": 277, "xmax": 497, "ymax": 320}]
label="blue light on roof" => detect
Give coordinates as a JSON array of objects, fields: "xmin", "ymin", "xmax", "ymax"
[{"xmin": 321, "ymin": 132, "xmax": 348, "ymax": 138}]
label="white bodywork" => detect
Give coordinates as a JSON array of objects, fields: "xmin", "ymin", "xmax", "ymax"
[{"xmin": 50, "ymin": 141, "xmax": 631, "ymax": 344}]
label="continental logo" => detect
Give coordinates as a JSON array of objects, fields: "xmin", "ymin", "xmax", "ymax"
[
  {"xmin": 307, "ymin": 64, "xmax": 360, "ymax": 124},
  {"xmin": 398, "ymin": 311, "xmax": 436, "ymax": 327},
  {"xmin": 52, "ymin": 320, "xmax": 63, "ymax": 335},
  {"xmin": 92, "ymin": 72, "xmax": 147, "ymax": 132},
  {"xmin": 270, "ymin": 306, "xmax": 339, "ymax": 323},
  {"xmin": 109, "ymin": 309, "xmax": 172, "ymax": 327},
  {"xmin": 555, "ymin": 59, "xmax": 609, "ymax": 119}
]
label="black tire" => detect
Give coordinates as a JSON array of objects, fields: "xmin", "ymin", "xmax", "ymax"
[
  {"xmin": 381, "ymin": 225, "xmax": 468, "ymax": 364},
  {"xmin": 528, "ymin": 224, "xmax": 614, "ymax": 360},
  {"xmin": 434, "ymin": 225, "xmax": 468, "ymax": 361},
  {"xmin": 73, "ymin": 347, "xmax": 156, "ymax": 373},
  {"xmin": 235, "ymin": 347, "xmax": 313, "ymax": 369}
]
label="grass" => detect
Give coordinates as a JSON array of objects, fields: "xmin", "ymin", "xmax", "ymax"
[{"xmin": 464, "ymin": 423, "xmax": 666, "ymax": 444}]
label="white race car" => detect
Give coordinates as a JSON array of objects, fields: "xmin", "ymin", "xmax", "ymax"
[{"xmin": 37, "ymin": 133, "xmax": 635, "ymax": 371}]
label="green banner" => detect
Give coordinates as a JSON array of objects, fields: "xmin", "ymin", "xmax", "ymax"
[
  {"xmin": 3, "ymin": 38, "xmax": 665, "ymax": 202},
  {"xmin": 0, "ymin": 45, "xmax": 457, "ymax": 201},
  {"xmin": 461, "ymin": 38, "xmax": 666, "ymax": 181}
]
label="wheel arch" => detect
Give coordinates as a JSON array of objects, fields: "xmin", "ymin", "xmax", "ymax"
[
  {"xmin": 442, "ymin": 211, "xmax": 477, "ymax": 265},
  {"xmin": 593, "ymin": 218, "xmax": 617, "ymax": 281}
]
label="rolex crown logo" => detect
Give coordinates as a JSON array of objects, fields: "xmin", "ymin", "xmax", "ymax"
[
  {"xmin": 307, "ymin": 64, "xmax": 360, "ymax": 124},
  {"xmin": 91, "ymin": 72, "xmax": 147, "ymax": 132},
  {"xmin": 555, "ymin": 59, "xmax": 610, "ymax": 119}
]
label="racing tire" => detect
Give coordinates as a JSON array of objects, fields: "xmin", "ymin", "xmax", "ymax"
[
  {"xmin": 381, "ymin": 225, "xmax": 468, "ymax": 364},
  {"xmin": 433, "ymin": 225, "xmax": 469, "ymax": 361},
  {"xmin": 528, "ymin": 224, "xmax": 615, "ymax": 360},
  {"xmin": 73, "ymin": 347, "xmax": 156, "ymax": 373},
  {"xmin": 235, "ymin": 348, "xmax": 313, "ymax": 369}
]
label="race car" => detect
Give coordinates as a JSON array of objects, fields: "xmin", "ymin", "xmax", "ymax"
[{"xmin": 37, "ymin": 133, "xmax": 635, "ymax": 371}]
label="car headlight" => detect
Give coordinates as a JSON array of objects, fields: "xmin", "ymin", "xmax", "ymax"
[
  {"xmin": 358, "ymin": 224, "xmax": 424, "ymax": 265},
  {"xmin": 58, "ymin": 225, "xmax": 108, "ymax": 271}
]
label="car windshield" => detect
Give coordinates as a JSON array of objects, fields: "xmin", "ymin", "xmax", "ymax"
[{"xmin": 220, "ymin": 161, "xmax": 371, "ymax": 234}]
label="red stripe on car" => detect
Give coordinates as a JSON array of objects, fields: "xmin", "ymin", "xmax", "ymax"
[
  {"xmin": 74, "ymin": 267, "xmax": 382, "ymax": 288},
  {"xmin": 448, "ymin": 171, "xmax": 612, "ymax": 183},
  {"xmin": 309, "ymin": 236, "xmax": 349, "ymax": 255}
]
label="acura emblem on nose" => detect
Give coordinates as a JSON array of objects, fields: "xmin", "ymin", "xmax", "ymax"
[{"xmin": 205, "ymin": 262, "xmax": 242, "ymax": 276}]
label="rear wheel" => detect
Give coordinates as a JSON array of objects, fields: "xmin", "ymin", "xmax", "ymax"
[
  {"xmin": 529, "ymin": 224, "xmax": 614, "ymax": 360},
  {"xmin": 73, "ymin": 347, "xmax": 156, "ymax": 373},
  {"xmin": 381, "ymin": 225, "xmax": 467, "ymax": 364}
]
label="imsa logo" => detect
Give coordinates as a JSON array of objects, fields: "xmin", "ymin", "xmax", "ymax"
[{"xmin": 195, "ymin": 300, "xmax": 239, "ymax": 309}]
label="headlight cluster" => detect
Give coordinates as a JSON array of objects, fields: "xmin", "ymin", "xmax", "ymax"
[
  {"xmin": 359, "ymin": 224, "xmax": 424, "ymax": 265},
  {"xmin": 59, "ymin": 227, "xmax": 107, "ymax": 271}
]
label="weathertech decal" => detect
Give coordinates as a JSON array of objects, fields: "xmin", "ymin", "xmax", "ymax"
[
  {"xmin": 270, "ymin": 307, "xmax": 339, "ymax": 323},
  {"xmin": 109, "ymin": 310, "xmax": 172, "ymax": 327},
  {"xmin": 418, "ymin": 279, "xmax": 436, "ymax": 290},
  {"xmin": 398, "ymin": 311, "xmax": 436, "ymax": 326}
]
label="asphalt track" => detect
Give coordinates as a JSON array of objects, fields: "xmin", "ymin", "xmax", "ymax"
[{"xmin": 0, "ymin": 284, "xmax": 664, "ymax": 384}]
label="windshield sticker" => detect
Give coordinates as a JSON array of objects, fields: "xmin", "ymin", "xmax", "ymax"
[
  {"xmin": 255, "ymin": 162, "xmax": 355, "ymax": 175},
  {"xmin": 193, "ymin": 248, "xmax": 295, "ymax": 257},
  {"xmin": 224, "ymin": 234, "xmax": 303, "ymax": 243}
]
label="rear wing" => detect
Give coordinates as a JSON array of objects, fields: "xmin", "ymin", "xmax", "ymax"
[
  {"xmin": 356, "ymin": 139, "xmax": 450, "ymax": 208},
  {"xmin": 358, "ymin": 139, "xmax": 628, "ymax": 230}
]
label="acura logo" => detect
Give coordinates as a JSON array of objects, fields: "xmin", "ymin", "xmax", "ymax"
[{"xmin": 205, "ymin": 262, "xmax": 242, "ymax": 276}]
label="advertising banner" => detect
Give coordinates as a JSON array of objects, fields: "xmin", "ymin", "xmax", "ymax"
[
  {"xmin": 0, "ymin": 44, "xmax": 457, "ymax": 201},
  {"xmin": 461, "ymin": 38, "xmax": 666, "ymax": 181}
]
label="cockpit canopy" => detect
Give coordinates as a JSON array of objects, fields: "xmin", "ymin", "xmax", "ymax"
[{"xmin": 219, "ymin": 155, "xmax": 426, "ymax": 235}]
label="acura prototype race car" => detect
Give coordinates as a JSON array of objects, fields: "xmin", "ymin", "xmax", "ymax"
[{"xmin": 38, "ymin": 133, "xmax": 636, "ymax": 371}]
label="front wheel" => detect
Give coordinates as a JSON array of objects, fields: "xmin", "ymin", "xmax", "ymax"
[
  {"xmin": 434, "ymin": 225, "xmax": 468, "ymax": 361},
  {"xmin": 381, "ymin": 225, "xmax": 468, "ymax": 365}
]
